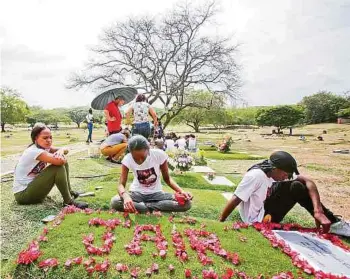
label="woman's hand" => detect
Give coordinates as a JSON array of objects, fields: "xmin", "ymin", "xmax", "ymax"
[
  {"xmin": 123, "ymin": 193, "xmax": 137, "ymax": 213},
  {"xmin": 180, "ymin": 191, "xmax": 193, "ymax": 201},
  {"xmin": 55, "ymin": 148, "xmax": 68, "ymax": 156},
  {"xmin": 109, "ymin": 116, "xmax": 116, "ymax": 122}
]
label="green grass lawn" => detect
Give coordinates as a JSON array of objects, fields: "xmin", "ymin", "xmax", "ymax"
[
  {"xmin": 203, "ymin": 150, "xmax": 265, "ymax": 160},
  {"xmin": 2, "ymin": 149, "xmax": 348, "ymax": 279},
  {"xmin": 1, "ymin": 127, "xmax": 106, "ymax": 156},
  {"xmin": 7, "ymin": 213, "xmax": 304, "ymax": 279}
]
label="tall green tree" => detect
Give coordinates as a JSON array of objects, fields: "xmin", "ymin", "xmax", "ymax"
[
  {"xmin": 67, "ymin": 109, "xmax": 86, "ymax": 128},
  {"xmin": 0, "ymin": 87, "xmax": 29, "ymax": 132},
  {"xmin": 173, "ymin": 91, "xmax": 224, "ymax": 132},
  {"xmin": 256, "ymin": 105, "xmax": 304, "ymax": 135},
  {"xmin": 26, "ymin": 108, "xmax": 70, "ymax": 127},
  {"xmin": 300, "ymin": 91, "xmax": 350, "ymax": 124}
]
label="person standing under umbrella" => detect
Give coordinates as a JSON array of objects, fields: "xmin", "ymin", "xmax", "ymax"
[
  {"xmin": 86, "ymin": 108, "xmax": 94, "ymax": 143},
  {"xmin": 125, "ymin": 94, "xmax": 158, "ymax": 139},
  {"xmin": 104, "ymin": 96, "xmax": 125, "ymax": 135}
]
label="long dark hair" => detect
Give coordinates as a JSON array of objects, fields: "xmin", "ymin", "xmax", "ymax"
[
  {"xmin": 88, "ymin": 108, "xmax": 93, "ymax": 114},
  {"xmin": 30, "ymin": 123, "xmax": 50, "ymax": 147},
  {"xmin": 135, "ymin": 94, "xmax": 147, "ymax": 103}
]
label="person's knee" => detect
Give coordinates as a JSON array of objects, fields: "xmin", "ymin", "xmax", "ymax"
[
  {"xmin": 110, "ymin": 195, "xmax": 123, "ymax": 210},
  {"xmin": 182, "ymin": 200, "xmax": 192, "ymax": 211},
  {"xmin": 290, "ymin": 181, "xmax": 308, "ymax": 197}
]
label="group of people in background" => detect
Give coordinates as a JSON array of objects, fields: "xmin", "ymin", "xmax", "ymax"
[
  {"xmin": 11, "ymin": 93, "xmax": 350, "ymax": 238},
  {"xmin": 163, "ymin": 133, "xmax": 196, "ymax": 152}
]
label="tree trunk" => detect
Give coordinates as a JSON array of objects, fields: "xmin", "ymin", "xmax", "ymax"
[
  {"xmin": 289, "ymin": 127, "xmax": 293, "ymax": 136},
  {"xmin": 1, "ymin": 123, "xmax": 5, "ymax": 132},
  {"xmin": 194, "ymin": 123, "xmax": 200, "ymax": 133},
  {"xmin": 77, "ymin": 122, "xmax": 80, "ymax": 128}
]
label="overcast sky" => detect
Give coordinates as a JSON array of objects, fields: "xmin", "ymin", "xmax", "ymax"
[{"xmin": 1, "ymin": 0, "xmax": 349, "ymax": 108}]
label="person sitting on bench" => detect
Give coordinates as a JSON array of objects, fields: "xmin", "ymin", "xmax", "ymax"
[
  {"xmin": 219, "ymin": 151, "xmax": 349, "ymax": 237},
  {"xmin": 111, "ymin": 135, "xmax": 193, "ymax": 213},
  {"xmin": 13, "ymin": 123, "xmax": 88, "ymax": 209},
  {"xmin": 100, "ymin": 129, "xmax": 130, "ymax": 163}
]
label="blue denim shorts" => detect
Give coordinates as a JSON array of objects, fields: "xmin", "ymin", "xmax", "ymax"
[{"xmin": 132, "ymin": 122, "xmax": 151, "ymax": 139}]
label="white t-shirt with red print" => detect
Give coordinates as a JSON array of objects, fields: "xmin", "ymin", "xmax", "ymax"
[
  {"xmin": 234, "ymin": 168, "xmax": 275, "ymax": 223},
  {"xmin": 13, "ymin": 145, "xmax": 49, "ymax": 193},
  {"xmin": 122, "ymin": 149, "xmax": 168, "ymax": 194}
]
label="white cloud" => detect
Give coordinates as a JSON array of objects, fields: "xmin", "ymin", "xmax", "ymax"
[{"xmin": 1, "ymin": 0, "xmax": 349, "ymax": 108}]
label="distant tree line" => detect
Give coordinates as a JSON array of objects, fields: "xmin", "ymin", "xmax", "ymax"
[
  {"xmin": 1, "ymin": 87, "xmax": 104, "ymax": 132},
  {"xmin": 1, "ymin": 87, "xmax": 349, "ymax": 133},
  {"xmin": 172, "ymin": 90, "xmax": 350, "ymax": 133}
]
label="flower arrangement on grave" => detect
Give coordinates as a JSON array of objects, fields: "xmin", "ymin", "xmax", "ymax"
[
  {"xmin": 217, "ymin": 134, "xmax": 233, "ymax": 153},
  {"xmin": 173, "ymin": 150, "xmax": 194, "ymax": 172},
  {"xmin": 194, "ymin": 149, "xmax": 207, "ymax": 166},
  {"xmin": 207, "ymin": 172, "xmax": 216, "ymax": 181}
]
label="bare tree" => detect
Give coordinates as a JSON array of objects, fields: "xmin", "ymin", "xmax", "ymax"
[{"xmin": 68, "ymin": 1, "xmax": 240, "ymax": 128}]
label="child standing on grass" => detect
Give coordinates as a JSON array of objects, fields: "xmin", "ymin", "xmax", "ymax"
[
  {"xmin": 110, "ymin": 135, "xmax": 193, "ymax": 213},
  {"xmin": 13, "ymin": 123, "xmax": 88, "ymax": 209}
]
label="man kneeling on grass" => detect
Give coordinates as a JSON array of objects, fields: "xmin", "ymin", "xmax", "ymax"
[
  {"xmin": 111, "ymin": 135, "xmax": 193, "ymax": 213},
  {"xmin": 219, "ymin": 151, "xmax": 350, "ymax": 237}
]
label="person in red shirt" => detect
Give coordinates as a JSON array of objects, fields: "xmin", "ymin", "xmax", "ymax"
[{"xmin": 104, "ymin": 96, "xmax": 125, "ymax": 135}]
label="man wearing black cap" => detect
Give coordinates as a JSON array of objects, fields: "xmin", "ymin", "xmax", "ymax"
[{"xmin": 219, "ymin": 151, "xmax": 349, "ymax": 237}]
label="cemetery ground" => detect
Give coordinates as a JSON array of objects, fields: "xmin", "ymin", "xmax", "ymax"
[{"xmin": 1, "ymin": 123, "xmax": 349, "ymax": 278}]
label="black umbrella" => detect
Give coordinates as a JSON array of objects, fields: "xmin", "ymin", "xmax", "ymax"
[{"xmin": 91, "ymin": 87, "xmax": 138, "ymax": 110}]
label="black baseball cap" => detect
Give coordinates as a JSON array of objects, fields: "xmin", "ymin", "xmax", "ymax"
[{"xmin": 270, "ymin": 151, "xmax": 299, "ymax": 175}]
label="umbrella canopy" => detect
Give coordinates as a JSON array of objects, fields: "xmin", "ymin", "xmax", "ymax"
[{"xmin": 91, "ymin": 87, "xmax": 138, "ymax": 110}]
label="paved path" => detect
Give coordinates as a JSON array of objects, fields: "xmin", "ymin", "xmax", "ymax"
[{"xmin": 1, "ymin": 143, "xmax": 90, "ymax": 176}]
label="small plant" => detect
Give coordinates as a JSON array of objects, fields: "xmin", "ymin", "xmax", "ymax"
[
  {"xmin": 217, "ymin": 135, "xmax": 233, "ymax": 153},
  {"xmin": 207, "ymin": 172, "xmax": 215, "ymax": 181},
  {"xmin": 173, "ymin": 150, "xmax": 194, "ymax": 172},
  {"xmin": 194, "ymin": 150, "xmax": 207, "ymax": 166}
]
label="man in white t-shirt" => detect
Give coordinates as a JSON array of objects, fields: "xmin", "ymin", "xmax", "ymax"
[
  {"xmin": 110, "ymin": 135, "xmax": 193, "ymax": 213},
  {"xmin": 219, "ymin": 151, "xmax": 350, "ymax": 237}
]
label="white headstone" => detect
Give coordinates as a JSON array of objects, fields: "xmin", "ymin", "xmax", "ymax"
[
  {"xmin": 192, "ymin": 166, "xmax": 215, "ymax": 173},
  {"xmin": 274, "ymin": 230, "xmax": 350, "ymax": 277},
  {"xmin": 203, "ymin": 176, "xmax": 234, "ymax": 186}
]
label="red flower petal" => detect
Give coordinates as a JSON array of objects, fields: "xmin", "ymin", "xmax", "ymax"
[
  {"xmin": 185, "ymin": 269, "xmax": 192, "ymax": 278},
  {"xmin": 38, "ymin": 258, "xmax": 59, "ymax": 270}
]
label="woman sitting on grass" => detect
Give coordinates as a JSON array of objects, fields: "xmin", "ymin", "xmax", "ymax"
[
  {"xmin": 13, "ymin": 123, "xmax": 88, "ymax": 209},
  {"xmin": 111, "ymin": 135, "xmax": 193, "ymax": 213},
  {"xmin": 100, "ymin": 129, "xmax": 130, "ymax": 163}
]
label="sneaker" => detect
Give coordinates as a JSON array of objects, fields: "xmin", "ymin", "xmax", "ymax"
[
  {"xmin": 70, "ymin": 191, "xmax": 80, "ymax": 199},
  {"xmin": 330, "ymin": 219, "xmax": 350, "ymax": 237},
  {"xmin": 64, "ymin": 200, "xmax": 89, "ymax": 209},
  {"xmin": 110, "ymin": 158, "xmax": 122, "ymax": 164}
]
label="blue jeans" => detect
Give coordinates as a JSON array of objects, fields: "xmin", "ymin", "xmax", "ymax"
[
  {"xmin": 132, "ymin": 122, "xmax": 151, "ymax": 139},
  {"xmin": 87, "ymin": 122, "xmax": 93, "ymax": 142}
]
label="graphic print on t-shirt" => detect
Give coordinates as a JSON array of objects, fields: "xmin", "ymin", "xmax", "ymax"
[
  {"xmin": 136, "ymin": 167, "xmax": 157, "ymax": 187},
  {"xmin": 28, "ymin": 161, "xmax": 47, "ymax": 177}
]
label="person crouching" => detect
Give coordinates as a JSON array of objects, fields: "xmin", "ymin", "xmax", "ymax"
[{"xmin": 100, "ymin": 129, "xmax": 130, "ymax": 163}]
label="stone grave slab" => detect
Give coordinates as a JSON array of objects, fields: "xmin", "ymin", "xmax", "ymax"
[
  {"xmin": 203, "ymin": 176, "xmax": 234, "ymax": 186},
  {"xmin": 274, "ymin": 230, "xmax": 350, "ymax": 277},
  {"xmin": 192, "ymin": 166, "xmax": 215, "ymax": 173}
]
